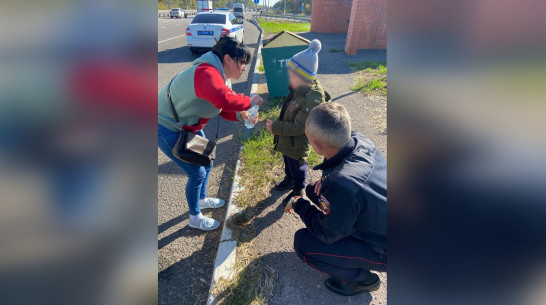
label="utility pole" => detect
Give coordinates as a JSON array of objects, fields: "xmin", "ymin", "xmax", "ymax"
[{"xmin": 283, "ymin": 0, "xmax": 286, "ymax": 15}]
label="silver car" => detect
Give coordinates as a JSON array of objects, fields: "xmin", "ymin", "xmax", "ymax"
[{"xmin": 169, "ymin": 8, "xmax": 187, "ymax": 18}]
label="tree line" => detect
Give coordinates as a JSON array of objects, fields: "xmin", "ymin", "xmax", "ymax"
[
  {"xmin": 272, "ymin": 0, "xmax": 312, "ymax": 15},
  {"xmin": 159, "ymin": 0, "xmax": 260, "ymax": 10}
]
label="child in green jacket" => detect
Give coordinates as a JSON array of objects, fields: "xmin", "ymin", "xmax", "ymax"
[{"xmin": 266, "ymin": 39, "xmax": 331, "ymax": 204}]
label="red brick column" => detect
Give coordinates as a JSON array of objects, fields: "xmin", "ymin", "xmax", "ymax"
[
  {"xmin": 311, "ymin": 0, "xmax": 353, "ymax": 33},
  {"xmin": 345, "ymin": 0, "xmax": 387, "ymax": 54}
]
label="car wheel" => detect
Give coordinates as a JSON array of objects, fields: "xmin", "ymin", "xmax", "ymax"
[{"xmin": 170, "ymin": 16, "xmax": 173, "ymax": 18}]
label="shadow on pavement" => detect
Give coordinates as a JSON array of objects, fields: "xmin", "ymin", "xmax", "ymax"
[
  {"xmin": 212, "ymin": 251, "xmax": 374, "ymax": 305},
  {"xmin": 232, "ymin": 190, "xmax": 286, "ymax": 241},
  {"xmin": 332, "ymin": 90, "xmax": 358, "ymax": 101},
  {"xmin": 159, "ymin": 229, "xmax": 220, "ymax": 305}
]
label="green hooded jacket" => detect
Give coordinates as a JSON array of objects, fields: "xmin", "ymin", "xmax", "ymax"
[{"xmin": 272, "ymin": 79, "xmax": 331, "ymax": 161}]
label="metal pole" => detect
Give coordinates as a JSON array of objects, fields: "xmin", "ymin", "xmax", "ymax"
[{"xmin": 283, "ymin": 0, "xmax": 286, "ymax": 15}]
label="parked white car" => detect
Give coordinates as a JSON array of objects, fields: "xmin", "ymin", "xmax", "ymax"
[
  {"xmin": 170, "ymin": 8, "xmax": 187, "ymax": 18},
  {"xmin": 185, "ymin": 11, "xmax": 244, "ymax": 53}
]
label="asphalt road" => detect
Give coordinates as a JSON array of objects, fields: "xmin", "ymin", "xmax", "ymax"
[{"xmin": 157, "ymin": 15, "xmax": 261, "ymax": 305}]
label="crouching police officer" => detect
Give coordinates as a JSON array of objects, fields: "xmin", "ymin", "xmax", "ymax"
[{"xmin": 285, "ymin": 102, "xmax": 387, "ymax": 296}]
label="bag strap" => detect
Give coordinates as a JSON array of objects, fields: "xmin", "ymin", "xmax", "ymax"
[
  {"xmin": 166, "ymin": 71, "xmax": 220, "ymax": 139},
  {"xmin": 166, "ymin": 75, "xmax": 180, "ymax": 124}
]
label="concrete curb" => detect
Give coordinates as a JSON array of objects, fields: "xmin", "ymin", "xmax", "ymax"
[{"xmin": 206, "ymin": 18, "xmax": 263, "ymax": 305}]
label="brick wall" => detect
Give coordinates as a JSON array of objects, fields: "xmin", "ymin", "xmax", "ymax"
[
  {"xmin": 345, "ymin": 0, "xmax": 387, "ymax": 54},
  {"xmin": 310, "ymin": 0, "xmax": 353, "ymax": 33}
]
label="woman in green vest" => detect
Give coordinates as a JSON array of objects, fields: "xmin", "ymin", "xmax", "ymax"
[{"xmin": 158, "ymin": 37, "xmax": 263, "ymax": 231}]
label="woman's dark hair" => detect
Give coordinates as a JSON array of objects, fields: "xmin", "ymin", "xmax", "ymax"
[{"xmin": 211, "ymin": 36, "xmax": 251, "ymax": 65}]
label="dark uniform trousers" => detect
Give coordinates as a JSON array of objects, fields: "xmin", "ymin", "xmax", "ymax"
[{"xmin": 293, "ymin": 184, "xmax": 387, "ymax": 282}]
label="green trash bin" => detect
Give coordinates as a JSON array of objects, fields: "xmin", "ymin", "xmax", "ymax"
[{"xmin": 262, "ymin": 31, "xmax": 310, "ymax": 98}]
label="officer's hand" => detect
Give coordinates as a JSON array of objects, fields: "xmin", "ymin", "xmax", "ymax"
[
  {"xmin": 284, "ymin": 202, "xmax": 294, "ymax": 214},
  {"xmin": 313, "ymin": 179, "xmax": 322, "ymax": 195},
  {"xmin": 284, "ymin": 196, "xmax": 300, "ymax": 214}
]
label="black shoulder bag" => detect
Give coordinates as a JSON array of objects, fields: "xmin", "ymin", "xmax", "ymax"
[{"xmin": 167, "ymin": 75, "xmax": 216, "ymax": 167}]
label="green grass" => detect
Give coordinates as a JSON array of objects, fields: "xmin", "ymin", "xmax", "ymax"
[
  {"xmin": 348, "ymin": 61, "xmax": 387, "ymax": 95},
  {"xmin": 348, "ymin": 60, "xmax": 387, "ymax": 71},
  {"xmin": 236, "ymin": 98, "xmax": 283, "ymax": 209},
  {"xmin": 376, "ymin": 64, "xmax": 387, "ymax": 75},
  {"xmin": 256, "ymin": 18, "xmax": 310, "ymax": 34},
  {"xmin": 351, "ymin": 77, "xmax": 387, "ymax": 94},
  {"xmin": 212, "ymin": 242, "xmax": 272, "ymax": 305},
  {"xmin": 329, "ymin": 48, "xmax": 344, "ymax": 53},
  {"xmin": 238, "ymin": 129, "xmax": 283, "ymax": 209}
]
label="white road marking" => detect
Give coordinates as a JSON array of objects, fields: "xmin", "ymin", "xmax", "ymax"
[
  {"xmin": 161, "ymin": 26, "xmax": 166, "ymax": 29},
  {"xmin": 158, "ymin": 35, "xmax": 185, "ymax": 44}
]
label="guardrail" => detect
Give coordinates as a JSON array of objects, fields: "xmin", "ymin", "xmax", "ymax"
[
  {"xmin": 158, "ymin": 10, "xmax": 198, "ymax": 18},
  {"xmin": 258, "ymin": 14, "xmax": 310, "ymax": 22}
]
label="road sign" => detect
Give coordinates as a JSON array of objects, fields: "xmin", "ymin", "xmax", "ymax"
[
  {"xmin": 254, "ymin": 0, "xmax": 259, "ymax": 4},
  {"xmin": 301, "ymin": 3, "xmax": 305, "ymax": 10}
]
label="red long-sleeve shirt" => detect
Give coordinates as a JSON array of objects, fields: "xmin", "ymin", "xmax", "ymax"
[{"xmin": 193, "ymin": 63, "xmax": 251, "ymax": 121}]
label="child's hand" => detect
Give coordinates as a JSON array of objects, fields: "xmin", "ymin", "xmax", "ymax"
[
  {"xmin": 252, "ymin": 112, "xmax": 259, "ymax": 124},
  {"xmin": 266, "ymin": 119, "xmax": 273, "ymax": 133}
]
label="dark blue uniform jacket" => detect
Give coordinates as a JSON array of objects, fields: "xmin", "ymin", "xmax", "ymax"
[{"xmin": 293, "ymin": 131, "xmax": 387, "ymax": 255}]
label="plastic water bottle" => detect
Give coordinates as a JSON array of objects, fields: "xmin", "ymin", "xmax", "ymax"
[{"xmin": 244, "ymin": 105, "xmax": 259, "ymax": 129}]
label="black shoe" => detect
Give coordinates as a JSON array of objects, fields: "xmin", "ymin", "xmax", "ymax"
[
  {"xmin": 282, "ymin": 188, "xmax": 303, "ymax": 205},
  {"xmin": 273, "ymin": 177, "xmax": 294, "ymax": 191},
  {"xmin": 324, "ymin": 273, "xmax": 380, "ymax": 296}
]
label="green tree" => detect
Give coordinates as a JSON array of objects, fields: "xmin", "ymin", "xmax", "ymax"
[
  {"xmin": 272, "ymin": 0, "xmax": 312, "ymax": 14},
  {"xmin": 159, "ymin": 0, "xmax": 259, "ymax": 11}
]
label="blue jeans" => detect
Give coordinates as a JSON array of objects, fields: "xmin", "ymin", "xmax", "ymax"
[{"xmin": 158, "ymin": 124, "xmax": 212, "ymax": 216}]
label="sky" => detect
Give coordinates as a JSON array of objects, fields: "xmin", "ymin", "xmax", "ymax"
[{"xmin": 257, "ymin": 0, "xmax": 282, "ymax": 6}]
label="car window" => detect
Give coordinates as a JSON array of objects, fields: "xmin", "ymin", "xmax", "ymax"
[
  {"xmin": 234, "ymin": 8, "xmax": 243, "ymax": 12},
  {"xmin": 191, "ymin": 14, "xmax": 227, "ymax": 24},
  {"xmin": 230, "ymin": 14, "xmax": 238, "ymax": 25},
  {"xmin": 172, "ymin": 9, "xmax": 179, "ymax": 11}
]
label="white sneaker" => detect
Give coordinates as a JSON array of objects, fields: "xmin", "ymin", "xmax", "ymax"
[
  {"xmin": 188, "ymin": 215, "xmax": 220, "ymax": 231},
  {"xmin": 199, "ymin": 198, "xmax": 226, "ymax": 210}
]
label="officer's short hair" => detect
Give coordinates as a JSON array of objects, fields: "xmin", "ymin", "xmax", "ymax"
[{"xmin": 306, "ymin": 103, "xmax": 351, "ymax": 149}]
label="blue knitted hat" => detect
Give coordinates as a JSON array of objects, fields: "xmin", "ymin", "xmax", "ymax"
[{"xmin": 287, "ymin": 39, "xmax": 321, "ymax": 82}]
